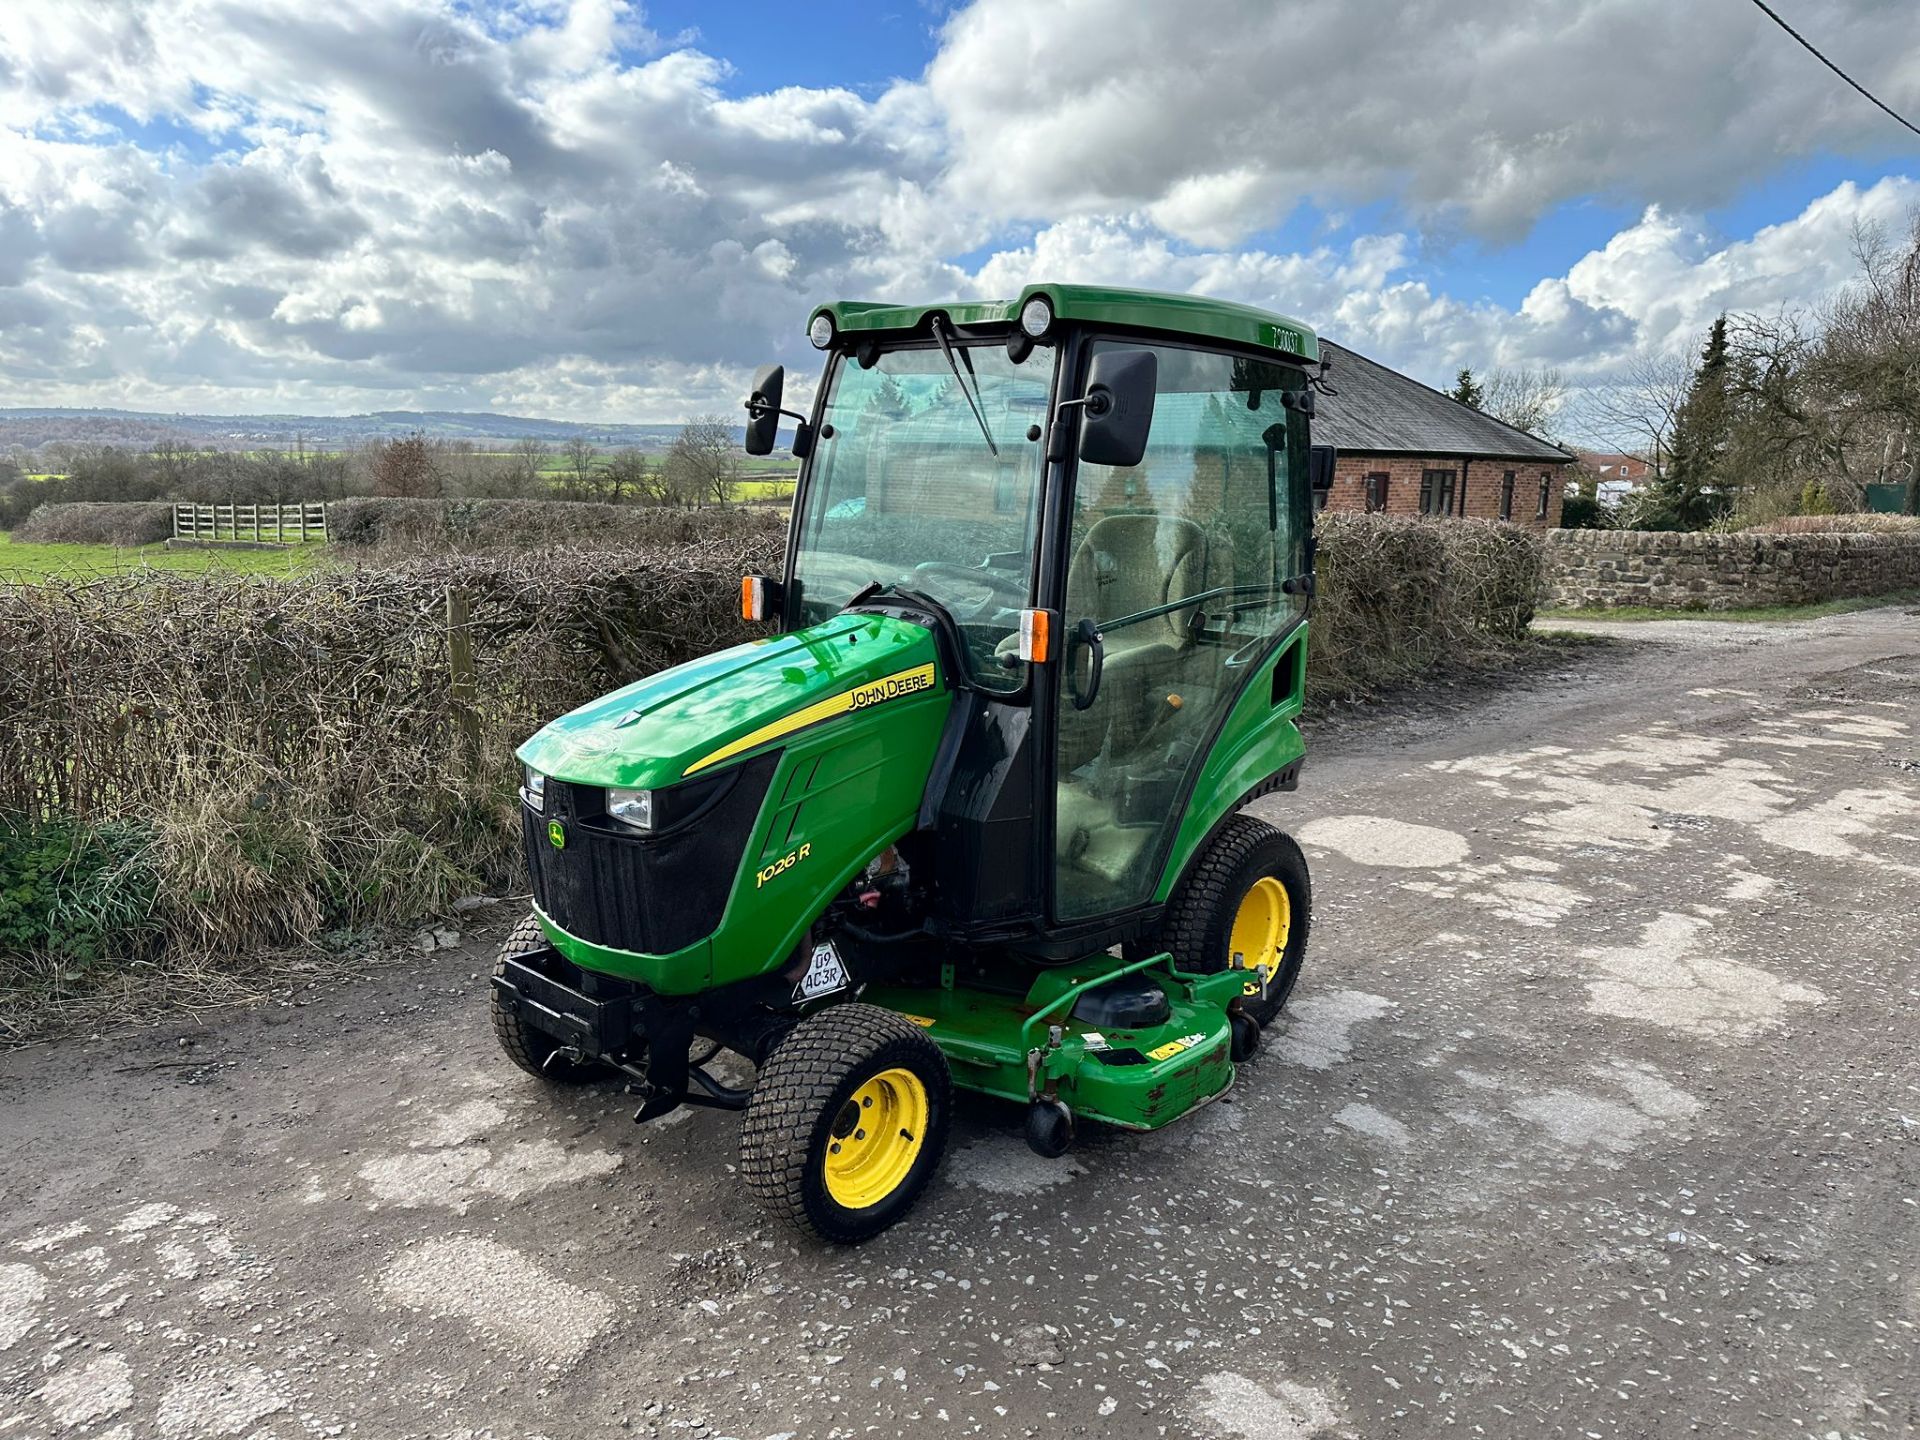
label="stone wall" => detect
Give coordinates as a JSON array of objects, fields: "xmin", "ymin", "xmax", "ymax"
[{"xmin": 1541, "ymin": 528, "xmax": 1920, "ymax": 610}]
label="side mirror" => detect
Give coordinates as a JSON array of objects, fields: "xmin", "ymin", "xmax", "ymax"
[
  {"xmin": 1077, "ymin": 350, "xmax": 1157, "ymax": 468},
  {"xmin": 743, "ymin": 364, "xmax": 784, "ymax": 456},
  {"xmin": 1308, "ymin": 444, "xmax": 1335, "ymax": 500}
]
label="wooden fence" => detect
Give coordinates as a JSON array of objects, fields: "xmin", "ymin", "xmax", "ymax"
[{"xmin": 172, "ymin": 502, "xmax": 329, "ymax": 544}]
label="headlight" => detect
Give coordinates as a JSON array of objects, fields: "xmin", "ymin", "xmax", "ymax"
[
  {"xmin": 809, "ymin": 313, "xmax": 835, "ymax": 349},
  {"xmin": 606, "ymin": 787, "xmax": 654, "ymax": 831},
  {"xmin": 1019, "ymin": 295, "xmax": 1052, "ymax": 338},
  {"xmin": 522, "ymin": 765, "xmax": 546, "ymax": 803}
]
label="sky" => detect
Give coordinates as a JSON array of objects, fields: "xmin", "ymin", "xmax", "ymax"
[{"xmin": 0, "ymin": 0, "xmax": 1916, "ymax": 432}]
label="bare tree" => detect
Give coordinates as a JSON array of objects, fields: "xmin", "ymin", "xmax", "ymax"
[
  {"xmin": 1574, "ymin": 349, "xmax": 1692, "ymax": 475},
  {"xmin": 1822, "ymin": 211, "xmax": 1920, "ymax": 512},
  {"xmin": 663, "ymin": 417, "xmax": 739, "ymax": 507},
  {"xmin": 1482, "ymin": 366, "xmax": 1567, "ymax": 439},
  {"xmin": 560, "ymin": 437, "xmax": 602, "ymax": 501},
  {"xmin": 603, "ymin": 448, "xmax": 650, "ymax": 505},
  {"xmin": 510, "ymin": 437, "xmax": 551, "ymax": 497},
  {"xmin": 370, "ymin": 434, "xmax": 442, "ymax": 497}
]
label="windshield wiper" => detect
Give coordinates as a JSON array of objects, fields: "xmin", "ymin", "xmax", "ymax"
[{"xmin": 930, "ymin": 316, "xmax": 998, "ymax": 456}]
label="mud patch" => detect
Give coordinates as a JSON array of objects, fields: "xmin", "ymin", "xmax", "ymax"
[{"xmin": 379, "ymin": 1236, "xmax": 614, "ymax": 1365}]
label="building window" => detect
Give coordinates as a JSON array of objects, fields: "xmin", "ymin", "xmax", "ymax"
[
  {"xmin": 1500, "ymin": 471, "xmax": 1516, "ymax": 521},
  {"xmin": 1365, "ymin": 472, "xmax": 1390, "ymax": 513},
  {"xmin": 1419, "ymin": 468, "xmax": 1455, "ymax": 516},
  {"xmin": 1536, "ymin": 474, "xmax": 1551, "ymax": 519},
  {"xmin": 1312, "ymin": 484, "xmax": 1329, "ymax": 513}
]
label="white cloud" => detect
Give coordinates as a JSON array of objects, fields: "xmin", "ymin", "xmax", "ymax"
[{"xmin": 0, "ymin": 0, "xmax": 1913, "ymax": 420}]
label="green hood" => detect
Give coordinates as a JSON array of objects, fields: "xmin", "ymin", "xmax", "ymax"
[{"xmin": 518, "ymin": 613, "xmax": 941, "ymax": 791}]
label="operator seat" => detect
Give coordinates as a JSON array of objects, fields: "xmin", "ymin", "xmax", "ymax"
[{"xmin": 1059, "ymin": 513, "xmax": 1209, "ymax": 769}]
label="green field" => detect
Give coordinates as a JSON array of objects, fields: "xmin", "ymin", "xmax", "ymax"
[{"xmin": 0, "ymin": 534, "xmax": 331, "ymax": 582}]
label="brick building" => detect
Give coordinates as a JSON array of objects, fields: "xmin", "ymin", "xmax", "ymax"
[{"xmin": 1315, "ymin": 341, "xmax": 1574, "ymax": 527}]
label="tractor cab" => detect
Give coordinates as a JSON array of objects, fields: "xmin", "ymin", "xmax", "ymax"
[
  {"xmin": 744, "ymin": 286, "xmax": 1321, "ymax": 952},
  {"xmin": 494, "ymin": 286, "xmax": 1325, "ymax": 1242}
]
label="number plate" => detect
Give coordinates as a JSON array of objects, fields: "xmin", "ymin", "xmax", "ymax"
[{"xmin": 794, "ymin": 941, "xmax": 851, "ymax": 1002}]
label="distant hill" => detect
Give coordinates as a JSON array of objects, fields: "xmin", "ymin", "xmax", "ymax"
[{"xmin": 0, "ymin": 407, "xmax": 719, "ymax": 453}]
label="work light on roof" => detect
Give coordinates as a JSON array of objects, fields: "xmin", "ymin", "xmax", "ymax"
[
  {"xmin": 808, "ymin": 314, "xmax": 835, "ymax": 349},
  {"xmin": 1019, "ymin": 296, "xmax": 1052, "ymax": 338}
]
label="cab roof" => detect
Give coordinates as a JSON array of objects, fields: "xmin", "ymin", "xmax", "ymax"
[{"xmin": 810, "ymin": 283, "xmax": 1319, "ymax": 365}]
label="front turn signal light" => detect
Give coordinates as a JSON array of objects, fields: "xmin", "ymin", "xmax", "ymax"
[
  {"xmin": 742, "ymin": 573, "xmax": 769, "ymax": 621},
  {"xmin": 1017, "ymin": 609, "xmax": 1053, "ymax": 663}
]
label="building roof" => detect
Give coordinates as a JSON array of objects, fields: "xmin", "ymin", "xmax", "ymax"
[
  {"xmin": 1314, "ymin": 340, "xmax": 1573, "ymax": 464},
  {"xmin": 812, "ymin": 284, "xmax": 1319, "ymax": 364}
]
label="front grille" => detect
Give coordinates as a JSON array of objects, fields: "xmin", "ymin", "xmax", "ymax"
[{"xmin": 523, "ymin": 755, "xmax": 779, "ymax": 955}]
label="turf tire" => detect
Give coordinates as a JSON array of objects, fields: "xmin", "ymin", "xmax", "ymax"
[
  {"xmin": 490, "ymin": 913, "xmax": 602, "ymax": 1085},
  {"xmin": 1149, "ymin": 813, "xmax": 1311, "ymax": 1028},
  {"xmin": 740, "ymin": 1003, "xmax": 951, "ymax": 1243}
]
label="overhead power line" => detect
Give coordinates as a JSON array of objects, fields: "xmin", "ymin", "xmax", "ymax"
[{"xmin": 1744, "ymin": 0, "xmax": 1920, "ymax": 140}]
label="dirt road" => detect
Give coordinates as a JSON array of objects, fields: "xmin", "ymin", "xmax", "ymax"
[{"xmin": 3, "ymin": 607, "xmax": 1917, "ymax": 1440}]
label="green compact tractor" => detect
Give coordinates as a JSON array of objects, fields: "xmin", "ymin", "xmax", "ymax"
[{"xmin": 493, "ymin": 285, "xmax": 1330, "ymax": 1241}]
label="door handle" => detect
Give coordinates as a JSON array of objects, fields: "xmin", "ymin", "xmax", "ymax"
[{"xmin": 1068, "ymin": 618, "xmax": 1105, "ymax": 711}]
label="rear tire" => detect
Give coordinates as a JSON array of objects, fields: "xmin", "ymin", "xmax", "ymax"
[
  {"xmin": 1146, "ymin": 814, "xmax": 1311, "ymax": 1028},
  {"xmin": 490, "ymin": 914, "xmax": 602, "ymax": 1085},
  {"xmin": 740, "ymin": 1004, "xmax": 951, "ymax": 1243}
]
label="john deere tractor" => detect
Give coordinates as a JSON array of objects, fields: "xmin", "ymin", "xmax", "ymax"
[{"xmin": 493, "ymin": 286, "xmax": 1327, "ymax": 1241}]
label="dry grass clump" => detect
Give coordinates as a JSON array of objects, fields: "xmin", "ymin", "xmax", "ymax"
[
  {"xmin": 12, "ymin": 502, "xmax": 177, "ymax": 547},
  {"xmin": 1310, "ymin": 514, "xmax": 1541, "ymax": 701},
  {"xmin": 327, "ymin": 497, "xmax": 786, "ymax": 555},
  {"xmin": 1737, "ymin": 513, "xmax": 1920, "ymax": 535}
]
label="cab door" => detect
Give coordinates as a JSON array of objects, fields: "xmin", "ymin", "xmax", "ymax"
[{"xmin": 1051, "ymin": 341, "xmax": 1308, "ymax": 922}]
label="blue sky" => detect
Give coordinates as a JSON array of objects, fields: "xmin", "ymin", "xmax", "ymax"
[{"xmin": 0, "ymin": 0, "xmax": 1915, "ymax": 428}]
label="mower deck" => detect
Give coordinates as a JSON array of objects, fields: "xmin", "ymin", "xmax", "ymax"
[{"xmin": 864, "ymin": 953, "xmax": 1246, "ymax": 1131}]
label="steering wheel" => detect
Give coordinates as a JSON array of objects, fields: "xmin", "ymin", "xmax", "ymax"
[{"xmin": 908, "ymin": 561, "xmax": 1022, "ymax": 618}]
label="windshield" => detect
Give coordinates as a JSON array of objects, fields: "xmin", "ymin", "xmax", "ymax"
[{"xmin": 790, "ymin": 340, "xmax": 1054, "ymax": 692}]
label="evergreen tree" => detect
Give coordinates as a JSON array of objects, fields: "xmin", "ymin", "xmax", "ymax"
[
  {"xmin": 1624, "ymin": 318, "xmax": 1736, "ymax": 530},
  {"xmin": 1449, "ymin": 368, "xmax": 1485, "ymax": 409}
]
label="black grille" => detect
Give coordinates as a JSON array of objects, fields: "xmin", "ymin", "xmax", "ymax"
[{"xmin": 523, "ymin": 755, "xmax": 779, "ymax": 956}]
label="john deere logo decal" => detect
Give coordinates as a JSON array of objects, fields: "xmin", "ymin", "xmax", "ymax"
[
  {"xmin": 682, "ymin": 662, "xmax": 940, "ymax": 777},
  {"xmin": 547, "ymin": 819, "xmax": 567, "ymax": 850}
]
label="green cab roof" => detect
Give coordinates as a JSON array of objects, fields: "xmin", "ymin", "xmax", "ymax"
[{"xmin": 810, "ymin": 283, "xmax": 1319, "ymax": 364}]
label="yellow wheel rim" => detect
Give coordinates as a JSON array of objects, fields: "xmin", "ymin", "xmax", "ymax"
[
  {"xmin": 1229, "ymin": 875, "xmax": 1291, "ymax": 981},
  {"xmin": 822, "ymin": 1067, "xmax": 929, "ymax": 1211}
]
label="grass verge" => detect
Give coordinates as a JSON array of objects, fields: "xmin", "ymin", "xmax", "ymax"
[{"xmin": 1536, "ymin": 589, "xmax": 1920, "ymax": 624}]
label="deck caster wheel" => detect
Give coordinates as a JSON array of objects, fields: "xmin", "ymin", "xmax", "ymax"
[
  {"xmin": 1024, "ymin": 1098, "xmax": 1075, "ymax": 1159},
  {"xmin": 1229, "ymin": 1010, "xmax": 1262, "ymax": 1063},
  {"xmin": 740, "ymin": 1004, "xmax": 951, "ymax": 1244}
]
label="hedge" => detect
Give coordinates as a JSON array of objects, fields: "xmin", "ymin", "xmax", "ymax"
[
  {"xmin": 11, "ymin": 502, "xmax": 176, "ymax": 547},
  {"xmin": 0, "ymin": 514, "xmax": 1537, "ymax": 1024}
]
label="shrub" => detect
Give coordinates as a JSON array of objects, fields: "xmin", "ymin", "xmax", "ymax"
[
  {"xmin": 0, "ymin": 817, "xmax": 161, "ymax": 985},
  {"xmin": 326, "ymin": 497, "xmax": 785, "ymax": 555},
  {"xmin": 1310, "ymin": 515, "xmax": 1542, "ymax": 701},
  {"xmin": 12, "ymin": 502, "xmax": 176, "ymax": 547},
  {"xmin": 1737, "ymin": 513, "xmax": 1920, "ymax": 535}
]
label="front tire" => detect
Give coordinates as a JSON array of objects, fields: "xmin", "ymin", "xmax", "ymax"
[
  {"xmin": 740, "ymin": 1004, "xmax": 951, "ymax": 1243},
  {"xmin": 1152, "ymin": 814, "xmax": 1311, "ymax": 1028},
  {"xmin": 490, "ymin": 914, "xmax": 602, "ymax": 1085}
]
